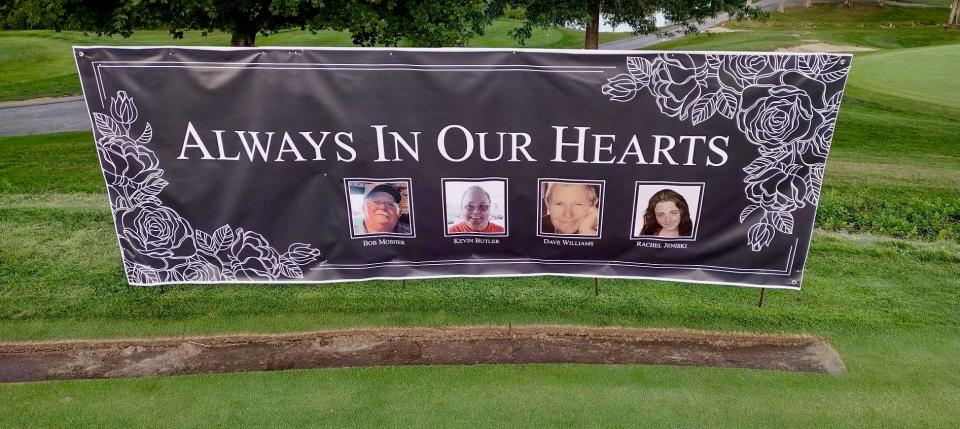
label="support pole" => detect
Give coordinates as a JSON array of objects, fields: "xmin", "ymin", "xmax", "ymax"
[
  {"xmin": 401, "ymin": 280, "xmax": 406, "ymax": 289},
  {"xmin": 758, "ymin": 288, "xmax": 765, "ymax": 307},
  {"xmin": 594, "ymin": 278, "xmax": 600, "ymax": 296},
  {"xmin": 159, "ymin": 284, "xmax": 165, "ymax": 295}
]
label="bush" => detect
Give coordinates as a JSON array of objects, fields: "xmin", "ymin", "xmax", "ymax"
[
  {"xmin": 816, "ymin": 186, "xmax": 960, "ymax": 242},
  {"xmin": 502, "ymin": 6, "xmax": 526, "ymax": 20}
]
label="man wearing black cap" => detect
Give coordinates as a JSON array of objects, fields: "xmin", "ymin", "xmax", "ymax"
[{"xmin": 355, "ymin": 183, "xmax": 412, "ymax": 235}]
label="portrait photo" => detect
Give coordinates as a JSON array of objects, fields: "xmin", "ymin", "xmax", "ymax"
[
  {"xmin": 631, "ymin": 182, "xmax": 704, "ymax": 240},
  {"xmin": 344, "ymin": 179, "xmax": 415, "ymax": 238},
  {"xmin": 537, "ymin": 179, "xmax": 604, "ymax": 238},
  {"xmin": 442, "ymin": 178, "xmax": 508, "ymax": 236}
]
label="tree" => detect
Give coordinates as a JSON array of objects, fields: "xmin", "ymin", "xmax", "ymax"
[
  {"xmin": 491, "ymin": 0, "xmax": 763, "ymax": 49},
  {"xmin": 0, "ymin": 0, "xmax": 155, "ymax": 35},
  {"xmin": 0, "ymin": 0, "xmax": 492, "ymax": 47},
  {"xmin": 318, "ymin": 0, "xmax": 491, "ymax": 47},
  {"xmin": 948, "ymin": 0, "xmax": 959, "ymax": 28}
]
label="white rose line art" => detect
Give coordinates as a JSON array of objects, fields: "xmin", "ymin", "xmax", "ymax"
[
  {"xmin": 93, "ymin": 90, "xmax": 323, "ymax": 284},
  {"xmin": 602, "ymin": 53, "xmax": 848, "ymax": 251}
]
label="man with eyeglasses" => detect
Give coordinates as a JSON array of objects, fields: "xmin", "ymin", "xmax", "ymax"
[
  {"xmin": 448, "ymin": 185, "xmax": 505, "ymax": 234},
  {"xmin": 355, "ymin": 183, "xmax": 411, "ymax": 235}
]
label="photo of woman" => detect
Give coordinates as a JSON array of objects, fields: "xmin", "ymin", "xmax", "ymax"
[{"xmin": 640, "ymin": 189, "xmax": 694, "ymax": 238}]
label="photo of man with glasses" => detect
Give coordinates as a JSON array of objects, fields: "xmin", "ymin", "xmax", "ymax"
[
  {"xmin": 443, "ymin": 179, "xmax": 508, "ymax": 236},
  {"xmin": 448, "ymin": 185, "xmax": 505, "ymax": 234},
  {"xmin": 349, "ymin": 182, "xmax": 413, "ymax": 236}
]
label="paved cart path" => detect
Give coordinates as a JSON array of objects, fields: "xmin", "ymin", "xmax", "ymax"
[{"xmin": 0, "ymin": 97, "xmax": 89, "ymax": 137}]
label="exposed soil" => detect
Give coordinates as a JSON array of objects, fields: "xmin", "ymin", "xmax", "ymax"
[
  {"xmin": 0, "ymin": 326, "xmax": 845, "ymax": 383},
  {"xmin": 776, "ymin": 42, "xmax": 877, "ymax": 52},
  {"xmin": 705, "ymin": 27, "xmax": 745, "ymax": 33}
]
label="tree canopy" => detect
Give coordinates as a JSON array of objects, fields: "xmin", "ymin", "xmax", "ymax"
[
  {"xmin": 2, "ymin": 0, "xmax": 764, "ymax": 48},
  {"xmin": 0, "ymin": 0, "xmax": 493, "ymax": 47}
]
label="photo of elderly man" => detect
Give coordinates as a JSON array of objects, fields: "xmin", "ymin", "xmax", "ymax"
[
  {"xmin": 540, "ymin": 181, "xmax": 601, "ymax": 237},
  {"xmin": 350, "ymin": 182, "xmax": 412, "ymax": 236},
  {"xmin": 448, "ymin": 185, "xmax": 505, "ymax": 234}
]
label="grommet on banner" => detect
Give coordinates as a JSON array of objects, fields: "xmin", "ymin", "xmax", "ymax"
[{"xmin": 78, "ymin": 51, "xmax": 84, "ymax": 58}]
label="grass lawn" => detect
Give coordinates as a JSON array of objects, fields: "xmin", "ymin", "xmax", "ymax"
[
  {"xmin": 1, "ymin": 5, "xmax": 959, "ymax": 427},
  {"xmin": 650, "ymin": 5, "xmax": 960, "ymax": 242},
  {"xmin": 0, "ymin": 20, "xmax": 630, "ymax": 102},
  {"xmin": 650, "ymin": 4, "xmax": 960, "ymax": 51},
  {"xmin": 1, "ymin": 329, "xmax": 957, "ymax": 427},
  {"xmin": 848, "ymin": 44, "xmax": 960, "ymax": 108}
]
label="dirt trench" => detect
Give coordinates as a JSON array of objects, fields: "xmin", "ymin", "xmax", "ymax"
[{"xmin": 0, "ymin": 326, "xmax": 845, "ymax": 383}]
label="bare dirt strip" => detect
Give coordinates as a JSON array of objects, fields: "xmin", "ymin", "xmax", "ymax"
[{"xmin": 0, "ymin": 326, "xmax": 845, "ymax": 383}]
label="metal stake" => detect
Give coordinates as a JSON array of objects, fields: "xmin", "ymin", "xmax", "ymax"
[
  {"xmin": 594, "ymin": 278, "xmax": 600, "ymax": 296},
  {"xmin": 758, "ymin": 288, "xmax": 765, "ymax": 307},
  {"xmin": 159, "ymin": 284, "xmax": 165, "ymax": 295}
]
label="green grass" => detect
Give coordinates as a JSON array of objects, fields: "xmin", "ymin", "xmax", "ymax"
[
  {"xmin": 650, "ymin": 4, "xmax": 960, "ymax": 52},
  {"xmin": 0, "ymin": 222, "xmax": 958, "ymax": 426},
  {"xmin": 1, "ymin": 332, "xmax": 957, "ymax": 427},
  {"xmin": 0, "ymin": 173, "xmax": 958, "ymax": 423},
  {"xmin": 849, "ymin": 44, "xmax": 960, "ymax": 108},
  {"xmin": 0, "ymin": 206, "xmax": 958, "ymax": 337},
  {"xmin": 648, "ymin": 6, "xmax": 960, "ymax": 242},
  {"xmin": 2, "ymin": 6, "xmax": 960, "ymax": 427},
  {"xmin": 890, "ymin": 0, "xmax": 953, "ymax": 6},
  {"xmin": 0, "ymin": 20, "xmax": 630, "ymax": 102}
]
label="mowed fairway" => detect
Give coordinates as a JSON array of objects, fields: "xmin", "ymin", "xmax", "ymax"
[
  {"xmin": 850, "ymin": 44, "xmax": 960, "ymax": 109},
  {"xmin": 1, "ymin": 5, "xmax": 959, "ymax": 428}
]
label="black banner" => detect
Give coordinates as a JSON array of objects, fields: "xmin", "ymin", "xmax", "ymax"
[{"xmin": 74, "ymin": 47, "xmax": 851, "ymax": 289}]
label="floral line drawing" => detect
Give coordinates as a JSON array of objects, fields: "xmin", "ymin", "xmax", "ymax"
[
  {"xmin": 94, "ymin": 90, "xmax": 322, "ymax": 284},
  {"xmin": 602, "ymin": 53, "xmax": 848, "ymax": 251}
]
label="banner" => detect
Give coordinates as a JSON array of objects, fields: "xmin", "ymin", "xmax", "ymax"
[{"xmin": 74, "ymin": 47, "xmax": 851, "ymax": 289}]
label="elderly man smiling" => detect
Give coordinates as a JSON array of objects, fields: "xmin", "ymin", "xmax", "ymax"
[
  {"xmin": 354, "ymin": 183, "xmax": 411, "ymax": 235},
  {"xmin": 448, "ymin": 185, "xmax": 505, "ymax": 234}
]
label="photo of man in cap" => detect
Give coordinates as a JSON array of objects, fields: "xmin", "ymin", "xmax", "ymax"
[{"xmin": 351, "ymin": 182, "xmax": 412, "ymax": 236}]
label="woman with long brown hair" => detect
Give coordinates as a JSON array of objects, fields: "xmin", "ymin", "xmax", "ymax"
[{"xmin": 640, "ymin": 189, "xmax": 693, "ymax": 237}]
